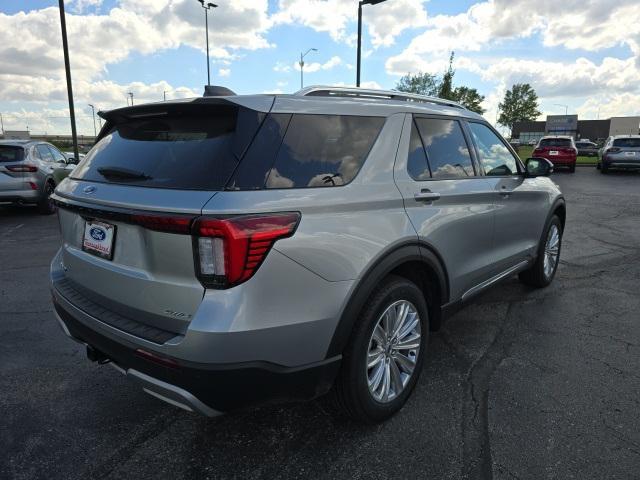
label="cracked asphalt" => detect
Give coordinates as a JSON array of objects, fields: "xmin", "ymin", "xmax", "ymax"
[{"xmin": 2, "ymin": 168, "xmax": 639, "ymax": 480}]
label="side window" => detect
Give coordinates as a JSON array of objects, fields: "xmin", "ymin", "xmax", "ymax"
[
  {"xmin": 468, "ymin": 122, "xmax": 519, "ymax": 176},
  {"xmin": 414, "ymin": 118, "xmax": 475, "ymax": 179},
  {"xmin": 265, "ymin": 114, "xmax": 384, "ymax": 188},
  {"xmin": 48, "ymin": 146, "xmax": 67, "ymax": 163},
  {"xmin": 407, "ymin": 120, "xmax": 431, "ymax": 180},
  {"xmin": 36, "ymin": 144, "xmax": 54, "ymax": 162}
]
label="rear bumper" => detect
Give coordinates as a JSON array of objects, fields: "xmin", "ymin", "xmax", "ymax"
[
  {"xmin": 0, "ymin": 188, "xmax": 40, "ymax": 203},
  {"xmin": 603, "ymin": 157, "xmax": 640, "ymax": 169},
  {"xmin": 547, "ymin": 157, "xmax": 576, "ymax": 165},
  {"xmin": 53, "ymin": 299, "xmax": 341, "ymax": 413}
]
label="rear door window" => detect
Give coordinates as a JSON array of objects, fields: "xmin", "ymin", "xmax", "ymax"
[
  {"xmin": 48, "ymin": 145, "xmax": 67, "ymax": 163},
  {"xmin": 0, "ymin": 146, "xmax": 24, "ymax": 162},
  {"xmin": 264, "ymin": 114, "xmax": 384, "ymax": 188},
  {"xmin": 71, "ymin": 106, "xmax": 260, "ymax": 190},
  {"xmin": 414, "ymin": 118, "xmax": 475, "ymax": 179},
  {"xmin": 407, "ymin": 120, "xmax": 431, "ymax": 180}
]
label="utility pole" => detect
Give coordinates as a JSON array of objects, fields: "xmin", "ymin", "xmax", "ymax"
[
  {"xmin": 356, "ymin": 0, "xmax": 387, "ymax": 87},
  {"xmin": 163, "ymin": 90, "xmax": 167, "ymax": 101},
  {"xmin": 128, "ymin": 92, "xmax": 134, "ymax": 106},
  {"xmin": 88, "ymin": 104, "xmax": 97, "ymax": 137},
  {"xmin": 197, "ymin": 1, "xmax": 218, "ymax": 86},
  {"xmin": 0, "ymin": 112, "xmax": 4, "ymax": 135},
  {"xmin": 58, "ymin": 0, "xmax": 80, "ymax": 163},
  {"xmin": 299, "ymin": 48, "xmax": 317, "ymax": 89}
]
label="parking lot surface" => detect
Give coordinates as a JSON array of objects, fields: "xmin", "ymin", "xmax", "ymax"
[{"xmin": 2, "ymin": 168, "xmax": 639, "ymax": 480}]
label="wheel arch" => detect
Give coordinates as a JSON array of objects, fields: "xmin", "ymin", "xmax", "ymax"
[{"xmin": 325, "ymin": 241, "xmax": 449, "ymax": 359}]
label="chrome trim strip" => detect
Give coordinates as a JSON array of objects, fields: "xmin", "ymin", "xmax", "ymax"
[
  {"xmin": 126, "ymin": 369, "xmax": 222, "ymax": 417},
  {"xmin": 461, "ymin": 260, "xmax": 530, "ymax": 302}
]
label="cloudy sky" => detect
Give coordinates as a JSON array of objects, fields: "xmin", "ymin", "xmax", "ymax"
[{"xmin": 1, "ymin": 0, "xmax": 639, "ymax": 135}]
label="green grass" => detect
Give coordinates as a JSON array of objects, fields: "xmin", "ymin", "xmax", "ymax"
[{"xmin": 516, "ymin": 145, "xmax": 597, "ymax": 166}]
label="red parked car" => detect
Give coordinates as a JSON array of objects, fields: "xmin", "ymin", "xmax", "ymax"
[{"xmin": 532, "ymin": 136, "xmax": 577, "ymax": 173}]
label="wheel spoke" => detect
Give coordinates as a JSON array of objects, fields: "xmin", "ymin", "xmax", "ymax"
[
  {"xmin": 397, "ymin": 312, "xmax": 419, "ymax": 341},
  {"xmin": 394, "ymin": 332, "xmax": 421, "ymax": 351},
  {"xmin": 367, "ymin": 348, "xmax": 384, "ymax": 368},
  {"xmin": 389, "ymin": 358, "xmax": 404, "ymax": 396},
  {"xmin": 369, "ymin": 360, "xmax": 385, "ymax": 393},
  {"xmin": 381, "ymin": 363, "xmax": 391, "ymax": 402},
  {"xmin": 394, "ymin": 352, "xmax": 416, "ymax": 374},
  {"xmin": 372, "ymin": 324, "xmax": 385, "ymax": 345},
  {"xmin": 391, "ymin": 302, "xmax": 409, "ymax": 339}
]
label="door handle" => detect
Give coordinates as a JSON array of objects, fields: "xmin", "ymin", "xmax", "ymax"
[{"xmin": 414, "ymin": 190, "xmax": 441, "ymax": 202}]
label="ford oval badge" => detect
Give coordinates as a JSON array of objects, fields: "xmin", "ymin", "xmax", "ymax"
[
  {"xmin": 83, "ymin": 186, "xmax": 96, "ymax": 194},
  {"xmin": 89, "ymin": 227, "xmax": 106, "ymax": 241}
]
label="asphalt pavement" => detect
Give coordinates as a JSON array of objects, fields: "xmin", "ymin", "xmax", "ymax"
[{"xmin": 1, "ymin": 168, "xmax": 639, "ymax": 480}]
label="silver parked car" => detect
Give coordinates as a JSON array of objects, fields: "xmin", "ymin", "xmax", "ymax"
[
  {"xmin": 0, "ymin": 140, "xmax": 72, "ymax": 214},
  {"xmin": 50, "ymin": 87, "xmax": 565, "ymax": 423},
  {"xmin": 598, "ymin": 135, "xmax": 640, "ymax": 173}
]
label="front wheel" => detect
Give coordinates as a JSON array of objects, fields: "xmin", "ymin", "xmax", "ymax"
[
  {"xmin": 333, "ymin": 275, "xmax": 429, "ymax": 423},
  {"xmin": 519, "ymin": 215, "xmax": 562, "ymax": 288}
]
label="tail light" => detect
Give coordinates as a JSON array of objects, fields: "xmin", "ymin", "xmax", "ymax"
[
  {"xmin": 6, "ymin": 164, "xmax": 37, "ymax": 172},
  {"xmin": 193, "ymin": 212, "xmax": 300, "ymax": 288},
  {"xmin": 607, "ymin": 147, "xmax": 621, "ymax": 154}
]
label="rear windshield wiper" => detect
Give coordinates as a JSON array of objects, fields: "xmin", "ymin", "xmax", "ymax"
[{"xmin": 97, "ymin": 166, "xmax": 152, "ymax": 181}]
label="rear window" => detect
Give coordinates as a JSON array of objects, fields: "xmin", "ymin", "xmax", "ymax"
[
  {"xmin": 71, "ymin": 106, "xmax": 263, "ymax": 190},
  {"xmin": 539, "ymin": 138, "xmax": 573, "ymax": 147},
  {"xmin": 613, "ymin": 138, "xmax": 640, "ymax": 148},
  {"xmin": 0, "ymin": 146, "xmax": 24, "ymax": 162}
]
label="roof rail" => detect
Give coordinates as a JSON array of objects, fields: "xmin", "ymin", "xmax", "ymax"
[{"xmin": 295, "ymin": 86, "xmax": 466, "ymax": 109}]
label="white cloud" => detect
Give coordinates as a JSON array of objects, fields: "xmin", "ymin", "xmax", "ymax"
[
  {"xmin": 272, "ymin": 0, "xmax": 427, "ymax": 47},
  {"xmin": 297, "ymin": 55, "xmax": 345, "ymax": 73},
  {"xmin": 274, "ymin": 61, "xmax": 292, "ymax": 73},
  {"xmin": 218, "ymin": 68, "xmax": 231, "ymax": 77}
]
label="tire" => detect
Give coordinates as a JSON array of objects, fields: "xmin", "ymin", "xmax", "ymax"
[
  {"xmin": 596, "ymin": 162, "xmax": 601, "ymax": 170},
  {"xmin": 37, "ymin": 181, "xmax": 56, "ymax": 215},
  {"xmin": 601, "ymin": 164, "xmax": 609, "ymax": 174},
  {"xmin": 569, "ymin": 164, "xmax": 576, "ymax": 173},
  {"xmin": 333, "ymin": 275, "xmax": 429, "ymax": 423},
  {"xmin": 519, "ymin": 215, "xmax": 562, "ymax": 288}
]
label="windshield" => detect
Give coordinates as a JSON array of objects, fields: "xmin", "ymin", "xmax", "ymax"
[
  {"xmin": 0, "ymin": 145, "xmax": 25, "ymax": 162},
  {"xmin": 613, "ymin": 138, "xmax": 640, "ymax": 148},
  {"xmin": 71, "ymin": 107, "xmax": 263, "ymax": 190},
  {"xmin": 539, "ymin": 138, "xmax": 573, "ymax": 147}
]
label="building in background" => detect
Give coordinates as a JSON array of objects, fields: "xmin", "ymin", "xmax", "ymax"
[
  {"xmin": 0, "ymin": 130, "xmax": 30, "ymax": 140},
  {"xmin": 513, "ymin": 115, "xmax": 640, "ymax": 143}
]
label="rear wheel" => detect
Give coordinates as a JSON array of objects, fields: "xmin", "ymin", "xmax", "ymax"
[
  {"xmin": 519, "ymin": 215, "xmax": 562, "ymax": 288},
  {"xmin": 601, "ymin": 163, "xmax": 609, "ymax": 174},
  {"xmin": 333, "ymin": 275, "xmax": 429, "ymax": 423},
  {"xmin": 37, "ymin": 181, "xmax": 56, "ymax": 215},
  {"xmin": 569, "ymin": 164, "xmax": 576, "ymax": 173}
]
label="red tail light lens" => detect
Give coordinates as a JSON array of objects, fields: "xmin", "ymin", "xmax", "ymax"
[
  {"xmin": 130, "ymin": 213, "xmax": 193, "ymax": 234},
  {"xmin": 6, "ymin": 164, "xmax": 38, "ymax": 172},
  {"xmin": 193, "ymin": 212, "xmax": 300, "ymax": 288}
]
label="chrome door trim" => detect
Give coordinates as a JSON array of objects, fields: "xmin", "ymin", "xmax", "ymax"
[{"xmin": 461, "ymin": 259, "xmax": 530, "ymax": 302}]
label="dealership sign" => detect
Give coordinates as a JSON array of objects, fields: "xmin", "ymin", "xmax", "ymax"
[{"xmin": 546, "ymin": 115, "xmax": 578, "ymax": 134}]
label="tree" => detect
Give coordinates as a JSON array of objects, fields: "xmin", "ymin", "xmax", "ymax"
[
  {"xmin": 394, "ymin": 51, "xmax": 485, "ymax": 113},
  {"xmin": 438, "ymin": 52, "xmax": 455, "ymax": 100},
  {"xmin": 498, "ymin": 83, "xmax": 542, "ymax": 136},
  {"xmin": 395, "ymin": 72, "xmax": 439, "ymax": 96},
  {"xmin": 451, "ymin": 86, "xmax": 485, "ymax": 114}
]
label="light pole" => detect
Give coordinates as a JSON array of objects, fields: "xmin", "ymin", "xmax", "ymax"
[
  {"xmin": 88, "ymin": 104, "xmax": 96, "ymax": 137},
  {"xmin": 299, "ymin": 48, "xmax": 317, "ymax": 89},
  {"xmin": 357, "ymin": 0, "xmax": 387, "ymax": 87},
  {"xmin": 554, "ymin": 103, "xmax": 568, "ymax": 115},
  {"xmin": 0, "ymin": 112, "xmax": 4, "ymax": 135},
  {"xmin": 58, "ymin": 0, "xmax": 80, "ymax": 164},
  {"xmin": 197, "ymin": 1, "xmax": 218, "ymax": 86},
  {"xmin": 128, "ymin": 92, "xmax": 134, "ymax": 106}
]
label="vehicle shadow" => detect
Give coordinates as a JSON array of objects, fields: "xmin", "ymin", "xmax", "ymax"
[{"xmin": 0, "ymin": 204, "xmax": 46, "ymax": 219}]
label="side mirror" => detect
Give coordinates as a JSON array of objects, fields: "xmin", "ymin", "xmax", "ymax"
[
  {"xmin": 66, "ymin": 157, "xmax": 79, "ymax": 165},
  {"xmin": 524, "ymin": 157, "xmax": 553, "ymax": 177}
]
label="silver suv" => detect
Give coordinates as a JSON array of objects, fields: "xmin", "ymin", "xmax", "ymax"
[
  {"xmin": 1, "ymin": 140, "xmax": 73, "ymax": 214},
  {"xmin": 50, "ymin": 87, "xmax": 565, "ymax": 423}
]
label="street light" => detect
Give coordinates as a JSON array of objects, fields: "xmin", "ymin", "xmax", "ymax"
[
  {"xmin": 88, "ymin": 104, "xmax": 96, "ymax": 137},
  {"xmin": 197, "ymin": 0, "xmax": 218, "ymax": 86},
  {"xmin": 357, "ymin": 0, "xmax": 387, "ymax": 87},
  {"xmin": 554, "ymin": 103, "xmax": 568, "ymax": 115},
  {"xmin": 57, "ymin": 0, "xmax": 80, "ymax": 164},
  {"xmin": 299, "ymin": 48, "xmax": 317, "ymax": 89}
]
